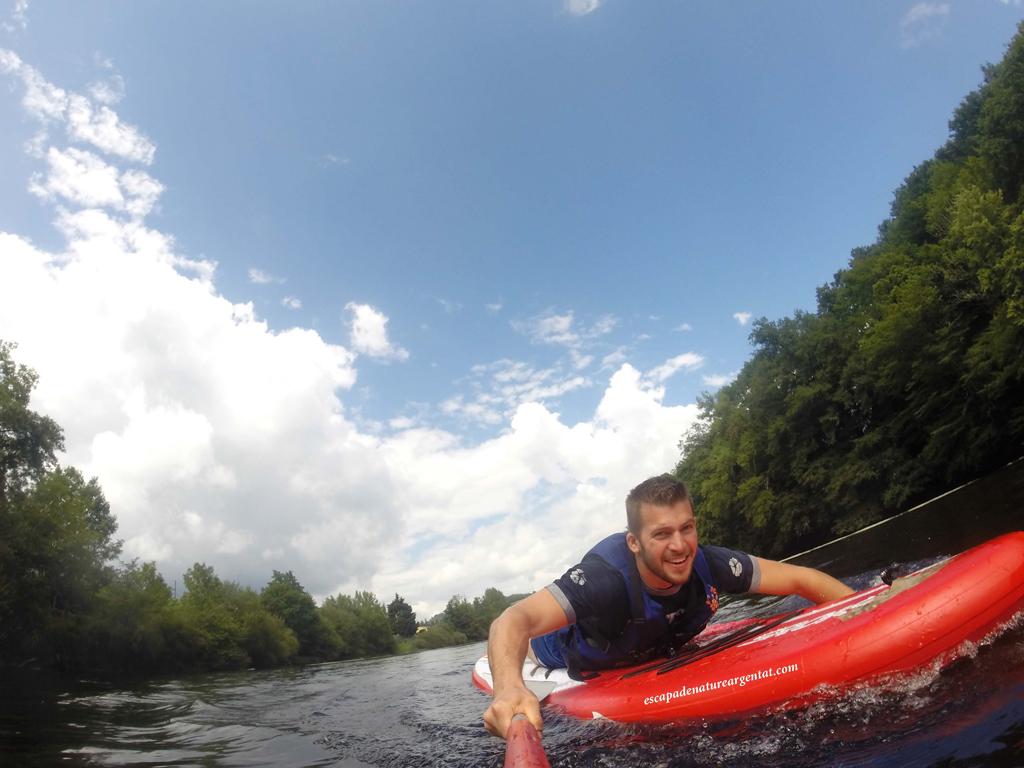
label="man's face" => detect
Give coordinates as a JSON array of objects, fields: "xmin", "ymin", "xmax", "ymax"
[{"xmin": 626, "ymin": 499, "xmax": 699, "ymax": 589}]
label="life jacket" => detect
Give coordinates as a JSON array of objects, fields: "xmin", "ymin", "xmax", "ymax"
[{"xmin": 557, "ymin": 533, "xmax": 720, "ymax": 681}]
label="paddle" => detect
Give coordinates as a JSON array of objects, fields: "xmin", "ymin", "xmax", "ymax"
[{"xmin": 504, "ymin": 713, "xmax": 551, "ymax": 768}]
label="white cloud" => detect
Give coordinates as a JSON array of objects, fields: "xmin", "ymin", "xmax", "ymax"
[
  {"xmin": 282, "ymin": 296, "xmax": 302, "ymax": 310},
  {"xmin": 675, "ymin": 323, "xmax": 693, "ymax": 332},
  {"xmin": 2, "ymin": 0, "xmax": 28, "ymax": 32},
  {"xmin": 2, "ymin": 217, "xmax": 700, "ymax": 611},
  {"xmin": 27, "ymin": 147, "xmax": 163, "ymax": 219},
  {"xmin": 0, "ymin": 53, "xmax": 707, "ymax": 617},
  {"xmin": 733, "ymin": 311, "xmax": 752, "ymax": 326},
  {"xmin": 601, "ymin": 347, "xmax": 628, "ymax": 369},
  {"xmin": 514, "ymin": 309, "xmax": 617, "ymax": 351},
  {"xmin": 703, "ymin": 371, "xmax": 738, "ymax": 388},
  {"xmin": 485, "ymin": 301, "xmax": 503, "ymax": 314},
  {"xmin": 0, "ymin": 48, "xmax": 155, "ymax": 164},
  {"xmin": 446, "ymin": 358, "xmax": 590, "ymax": 425},
  {"xmin": 347, "ymin": 302, "xmax": 409, "ymax": 361},
  {"xmin": 520, "ymin": 310, "xmax": 578, "ymax": 346},
  {"xmin": 565, "ymin": 0, "xmax": 601, "ymax": 16},
  {"xmin": 645, "ymin": 353, "xmax": 705, "ymax": 384},
  {"xmin": 900, "ymin": 3, "xmax": 950, "ymax": 49},
  {"xmin": 320, "ymin": 153, "xmax": 350, "ymax": 167},
  {"xmin": 89, "ymin": 74, "xmax": 126, "ymax": 106},
  {"xmin": 248, "ymin": 267, "xmax": 282, "ymax": 285},
  {"xmin": 66, "ymin": 94, "xmax": 156, "ymax": 164}
]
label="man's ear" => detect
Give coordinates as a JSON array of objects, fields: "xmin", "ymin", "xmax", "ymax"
[{"xmin": 626, "ymin": 531, "xmax": 641, "ymax": 554}]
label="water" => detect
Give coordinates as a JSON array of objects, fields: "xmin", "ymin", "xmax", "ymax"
[{"xmin": 3, "ymin": 461, "xmax": 1024, "ymax": 767}]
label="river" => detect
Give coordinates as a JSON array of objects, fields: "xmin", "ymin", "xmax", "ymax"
[{"xmin": 3, "ymin": 461, "xmax": 1024, "ymax": 767}]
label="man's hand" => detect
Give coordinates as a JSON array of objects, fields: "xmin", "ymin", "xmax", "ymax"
[
  {"xmin": 483, "ymin": 685, "xmax": 542, "ymax": 739},
  {"xmin": 483, "ymin": 590, "xmax": 568, "ymax": 738}
]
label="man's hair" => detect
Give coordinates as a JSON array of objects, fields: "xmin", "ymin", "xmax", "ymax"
[{"xmin": 625, "ymin": 474, "xmax": 691, "ymax": 535}]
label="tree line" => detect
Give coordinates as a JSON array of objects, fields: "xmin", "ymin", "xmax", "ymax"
[
  {"xmin": 676, "ymin": 23, "xmax": 1024, "ymax": 558},
  {"xmin": 0, "ymin": 341, "xmax": 519, "ymax": 675}
]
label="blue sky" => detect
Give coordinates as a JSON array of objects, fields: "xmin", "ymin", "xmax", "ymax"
[{"xmin": 2, "ymin": 1, "xmax": 1022, "ymax": 613}]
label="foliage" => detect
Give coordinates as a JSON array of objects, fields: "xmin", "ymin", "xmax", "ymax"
[
  {"xmin": 0, "ymin": 343, "xmax": 122, "ymax": 666},
  {"xmin": 0, "ymin": 341, "xmax": 63, "ymax": 512},
  {"xmin": 443, "ymin": 595, "xmax": 486, "ymax": 640},
  {"xmin": 321, "ymin": 590, "xmax": 395, "ymax": 658},
  {"xmin": 677, "ymin": 23, "xmax": 1024, "ymax": 558},
  {"xmin": 395, "ymin": 622, "xmax": 468, "ymax": 651},
  {"xmin": 443, "ymin": 588, "xmax": 519, "ymax": 642},
  {"xmin": 387, "ymin": 593, "xmax": 417, "ymax": 637},
  {"xmin": 261, "ymin": 570, "xmax": 339, "ymax": 658}
]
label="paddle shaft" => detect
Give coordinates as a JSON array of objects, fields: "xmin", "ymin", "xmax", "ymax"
[{"xmin": 504, "ymin": 714, "xmax": 551, "ymax": 768}]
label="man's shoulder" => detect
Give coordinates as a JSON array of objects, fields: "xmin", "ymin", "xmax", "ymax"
[
  {"xmin": 699, "ymin": 544, "xmax": 758, "ymax": 593},
  {"xmin": 550, "ymin": 541, "xmax": 632, "ymax": 616}
]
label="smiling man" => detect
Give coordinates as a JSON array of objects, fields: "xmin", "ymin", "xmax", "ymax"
[{"xmin": 483, "ymin": 474, "xmax": 854, "ymax": 738}]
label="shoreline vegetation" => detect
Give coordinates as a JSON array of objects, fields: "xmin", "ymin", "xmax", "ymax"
[{"xmin": 3, "ymin": 23, "xmax": 1024, "ymax": 681}]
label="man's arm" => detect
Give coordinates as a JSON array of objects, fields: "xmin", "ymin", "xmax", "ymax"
[
  {"xmin": 753, "ymin": 557, "xmax": 854, "ymax": 604},
  {"xmin": 482, "ymin": 588, "xmax": 569, "ymax": 739}
]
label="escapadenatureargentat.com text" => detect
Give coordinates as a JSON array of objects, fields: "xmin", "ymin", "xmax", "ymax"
[{"xmin": 643, "ymin": 663, "xmax": 800, "ymax": 706}]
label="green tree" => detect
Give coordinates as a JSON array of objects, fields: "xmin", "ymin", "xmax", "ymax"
[
  {"xmin": 320, "ymin": 591, "xmax": 395, "ymax": 658},
  {"xmin": 387, "ymin": 593, "xmax": 417, "ymax": 637},
  {"xmin": 0, "ymin": 341, "xmax": 63, "ymax": 513},
  {"xmin": 78, "ymin": 560, "xmax": 175, "ymax": 671},
  {"xmin": 261, "ymin": 570, "xmax": 339, "ymax": 659},
  {"xmin": 443, "ymin": 595, "xmax": 485, "ymax": 641},
  {"xmin": 473, "ymin": 587, "xmax": 509, "ymax": 632},
  {"xmin": 0, "ymin": 345, "xmax": 122, "ymax": 667},
  {"xmin": 676, "ymin": 23, "xmax": 1024, "ymax": 557}
]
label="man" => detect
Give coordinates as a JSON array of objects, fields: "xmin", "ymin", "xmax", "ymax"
[{"xmin": 483, "ymin": 474, "xmax": 854, "ymax": 738}]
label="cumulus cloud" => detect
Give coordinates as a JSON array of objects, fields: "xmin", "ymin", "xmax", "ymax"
[
  {"xmin": 675, "ymin": 322, "xmax": 693, "ymax": 332},
  {"xmin": 900, "ymin": 3, "xmax": 950, "ymax": 49},
  {"xmin": 346, "ymin": 302, "xmax": 409, "ymax": 361},
  {"xmin": 374, "ymin": 365, "xmax": 700, "ymax": 612},
  {"xmin": 485, "ymin": 301, "xmax": 503, "ymax": 314},
  {"xmin": 733, "ymin": 311, "xmax": 752, "ymax": 326},
  {"xmin": 0, "ymin": 54, "xmax": 706, "ymax": 616},
  {"xmin": 282, "ymin": 296, "xmax": 302, "ymax": 310}
]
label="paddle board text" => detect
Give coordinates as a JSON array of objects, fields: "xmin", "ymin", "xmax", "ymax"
[{"xmin": 643, "ymin": 663, "xmax": 800, "ymax": 706}]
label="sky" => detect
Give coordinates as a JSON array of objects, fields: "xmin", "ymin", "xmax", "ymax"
[{"xmin": 2, "ymin": 1, "xmax": 1023, "ymax": 618}]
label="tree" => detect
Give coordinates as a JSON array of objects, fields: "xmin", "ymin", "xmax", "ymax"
[
  {"xmin": 0, "ymin": 340, "xmax": 63, "ymax": 513},
  {"xmin": 0, "ymin": 345, "xmax": 122, "ymax": 667},
  {"xmin": 320, "ymin": 591, "xmax": 395, "ymax": 658},
  {"xmin": 443, "ymin": 595, "xmax": 485, "ymax": 641},
  {"xmin": 676, "ymin": 23, "xmax": 1024, "ymax": 557},
  {"xmin": 473, "ymin": 587, "xmax": 509, "ymax": 632},
  {"xmin": 261, "ymin": 570, "xmax": 339, "ymax": 658},
  {"xmin": 386, "ymin": 593, "xmax": 417, "ymax": 637}
]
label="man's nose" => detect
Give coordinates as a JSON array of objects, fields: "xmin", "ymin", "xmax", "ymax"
[{"xmin": 668, "ymin": 532, "xmax": 687, "ymax": 551}]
